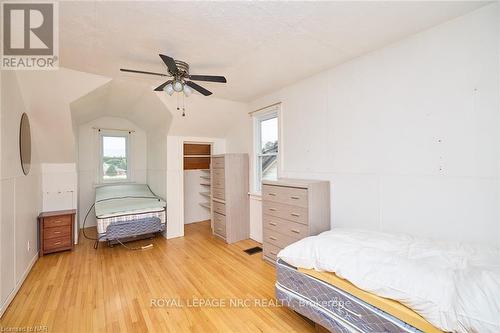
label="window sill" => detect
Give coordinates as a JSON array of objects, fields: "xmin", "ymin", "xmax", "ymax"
[
  {"xmin": 93, "ymin": 181, "xmax": 136, "ymax": 188},
  {"xmin": 248, "ymin": 192, "xmax": 262, "ymax": 200}
]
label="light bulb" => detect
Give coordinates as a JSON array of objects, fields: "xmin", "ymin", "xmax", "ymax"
[
  {"xmin": 183, "ymin": 84, "xmax": 192, "ymax": 97},
  {"xmin": 173, "ymin": 81, "xmax": 183, "ymax": 92},
  {"xmin": 164, "ymin": 83, "xmax": 174, "ymax": 96}
]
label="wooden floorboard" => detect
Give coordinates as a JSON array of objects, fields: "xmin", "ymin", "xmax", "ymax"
[{"xmin": 0, "ymin": 221, "xmax": 314, "ymax": 332}]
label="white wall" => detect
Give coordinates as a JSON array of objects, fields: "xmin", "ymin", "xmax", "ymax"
[
  {"xmin": 41, "ymin": 163, "xmax": 78, "ymax": 242},
  {"xmin": 184, "ymin": 170, "xmax": 211, "ymax": 224},
  {"xmin": 147, "ymin": 132, "xmax": 168, "ymax": 200},
  {"xmin": 242, "ymin": 4, "xmax": 500, "ymax": 246},
  {"xmin": 1, "ymin": 72, "xmax": 42, "ymax": 317},
  {"xmin": 77, "ymin": 117, "xmax": 147, "ymax": 228}
]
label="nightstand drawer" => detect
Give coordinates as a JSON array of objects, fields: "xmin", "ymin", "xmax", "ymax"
[
  {"xmin": 43, "ymin": 236, "xmax": 71, "ymax": 252},
  {"xmin": 44, "ymin": 215, "xmax": 71, "ymax": 228},
  {"xmin": 44, "ymin": 225, "xmax": 71, "ymax": 240}
]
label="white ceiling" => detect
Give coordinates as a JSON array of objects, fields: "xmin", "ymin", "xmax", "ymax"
[{"xmin": 60, "ymin": 1, "xmax": 489, "ymax": 102}]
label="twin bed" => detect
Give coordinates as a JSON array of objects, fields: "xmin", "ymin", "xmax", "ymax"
[
  {"xmin": 276, "ymin": 228, "xmax": 500, "ymax": 333},
  {"xmin": 94, "ymin": 184, "xmax": 166, "ymax": 243}
]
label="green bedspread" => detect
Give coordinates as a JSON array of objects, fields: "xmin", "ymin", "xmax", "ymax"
[{"xmin": 95, "ymin": 184, "xmax": 166, "ymax": 218}]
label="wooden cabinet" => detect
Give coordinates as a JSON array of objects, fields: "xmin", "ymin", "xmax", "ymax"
[
  {"xmin": 38, "ymin": 209, "xmax": 76, "ymax": 256},
  {"xmin": 211, "ymin": 154, "xmax": 249, "ymax": 243},
  {"xmin": 262, "ymin": 179, "xmax": 330, "ymax": 263}
]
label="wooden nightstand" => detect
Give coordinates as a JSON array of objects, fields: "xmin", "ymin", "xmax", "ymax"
[{"xmin": 38, "ymin": 209, "xmax": 76, "ymax": 257}]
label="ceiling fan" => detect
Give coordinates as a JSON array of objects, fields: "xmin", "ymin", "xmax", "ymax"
[{"xmin": 120, "ymin": 54, "xmax": 227, "ymax": 97}]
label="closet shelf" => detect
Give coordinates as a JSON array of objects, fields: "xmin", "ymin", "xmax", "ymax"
[
  {"xmin": 199, "ymin": 202, "xmax": 211, "ymax": 209},
  {"xmin": 200, "ymin": 175, "xmax": 211, "ymax": 180},
  {"xmin": 200, "ymin": 183, "xmax": 211, "ymax": 186},
  {"xmin": 184, "ymin": 155, "xmax": 211, "ymax": 158},
  {"xmin": 200, "ymin": 191, "xmax": 211, "ymax": 198}
]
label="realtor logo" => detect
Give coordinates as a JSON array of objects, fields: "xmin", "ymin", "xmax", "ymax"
[{"xmin": 1, "ymin": 2, "xmax": 58, "ymax": 69}]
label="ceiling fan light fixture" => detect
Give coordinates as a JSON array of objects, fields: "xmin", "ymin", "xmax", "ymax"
[
  {"xmin": 164, "ymin": 83, "xmax": 174, "ymax": 95},
  {"xmin": 183, "ymin": 84, "xmax": 192, "ymax": 97},
  {"xmin": 173, "ymin": 80, "xmax": 183, "ymax": 92}
]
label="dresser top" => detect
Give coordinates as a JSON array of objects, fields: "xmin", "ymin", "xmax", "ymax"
[
  {"xmin": 39, "ymin": 209, "xmax": 77, "ymax": 218},
  {"xmin": 262, "ymin": 178, "xmax": 329, "ymax": 188}
]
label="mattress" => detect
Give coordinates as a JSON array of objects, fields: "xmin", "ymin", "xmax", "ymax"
[
  {"xmin": 95, "ymin": 184, "xmax": 166, "ymax": 235},
  {"xmin": 276, "ymin": 259, "xmax": 421, "ymax": 333},
  {"xmin": 278, "ymin": 228, "xmax": 500, "ymax": 333}
]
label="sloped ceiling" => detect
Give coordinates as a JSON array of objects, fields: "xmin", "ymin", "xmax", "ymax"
[
  {"xmin": 158, "ymin": 92, "xmax": 248, "ymax": 138},
  {"xmin": 70, "ymin": 79, "xmax": 171, "ymax": 134},
  {"xmin": 15, "ymin": 69, "xmax": 111, "ymax": 162},
  {"xmin": 59, "ymin": 1, "xmax": 489, "ymax": 102}
]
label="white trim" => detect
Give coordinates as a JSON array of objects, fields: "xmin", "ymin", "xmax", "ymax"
[
  {"xmin": 0, "ymin": 252, "xmax": 38, "ymax": 318},
  {"xmin": 98, "ymin": 130, "xmax": 131, "ymax": 184},
  {"xmin": 252, "ymin": 104, "xmax": 281, "ymax": 193}
]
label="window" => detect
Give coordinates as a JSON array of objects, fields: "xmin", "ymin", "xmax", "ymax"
[
  {"xmin": 254, "ymin": 108, "xmax": 279, "ymax": 193},
  {"xmin": 100, "ymin": 133, "xmax": 129, "ymax": 182}
]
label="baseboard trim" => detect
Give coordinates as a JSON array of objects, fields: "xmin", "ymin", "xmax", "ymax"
[{"xmin": 0, "ymin": 252, "xmax": 39, "ymax": 318}]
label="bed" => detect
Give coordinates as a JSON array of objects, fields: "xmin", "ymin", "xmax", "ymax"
[
  {"xmin": 95, "ymin": 184, "xmax": 166, "ymax": 242},
  {"xmin": 276, "ymin": 228, "xmax": 500, "ymax": 333}
]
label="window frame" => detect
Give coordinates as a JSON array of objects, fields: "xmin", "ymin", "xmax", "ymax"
[
  {"xmin": 253, "ymin": 106, "xmax": 280, "ymax": 194},
  {"xmin": 98, "ymin": 130, "xmax": 131, "ymax": 184}
]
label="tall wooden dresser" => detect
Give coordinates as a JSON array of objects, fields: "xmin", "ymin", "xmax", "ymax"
[
  {"xmin": 262, "ymin": 179, "xmax": 330, "ymax": 263},
  {"xmin": 211, "ymin": 153, "xmax": 249, "ymax": 243}
]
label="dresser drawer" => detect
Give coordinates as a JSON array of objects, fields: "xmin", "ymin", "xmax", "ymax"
[
  {"xmin": 43, "ymin": 236, "xmax": 71, "ymax": 252},
  {"xmin": 263, "ymin": 228, "xmax": 300, "ymax": 249},
  {"xmin": 212, "ymin": 170, "xmax": 225, "ymax": 189},
  {"xmin": 44, "ymin": 225, "xmax": 71, "ymax": 240},
  {"xmin": 212, "ymin": 187, "xmax": 225, "ymax": 200},
  {"xmin": 214, "ymin": 213, "xmax": 226, "ymax": 238},
  {"xmin": 213, "ymin": 212, "xmax": 225, "ymax": 226},
  {"xmin": 263, "ymin": 243, "xmax": 282, "ymax": 263},
  {"xmin": 212, "ymin": 157, "xmax": 225, "ymax": 169},
  {"xmin": 263, "ymin": 185, "xmax": 308, "ymax": 208},
  {"xmin": 213, "ymin": 200, "xmax": 226, "ymax": 216},
  {"xmin": 263, "ymin": 215, "xmax": 309, "ymax": 239},
  {"xmin": 44, "ymin": 215, "xmax": 71, "ymax": 228},
  {"xmin": 262, "ymin": 201, "xmax": 308, "ymax": 225}
]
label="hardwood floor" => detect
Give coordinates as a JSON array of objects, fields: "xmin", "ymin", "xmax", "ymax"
[{"xmin": 0, "ymin": 221, "xmax": 314, "ymax": 332}]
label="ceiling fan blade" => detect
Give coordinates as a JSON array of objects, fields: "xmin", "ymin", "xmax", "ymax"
[
  {"xmin": 120, "ymin": 68, "xmax": 167, "ymax": 77},
  {"xmin": 189, "ymin": 75, "xmax": 227, "ymax": 83},
  {"xmin": 154, "ymin": 80, "xmax": 173, "ymax": 92},
  {"xmin": 159, "ymin": 54, "xmax": 178, "ymax": 74},
  {"xmin": 186, "ymin": 81, "xmax": 212, "ymax": 96}
]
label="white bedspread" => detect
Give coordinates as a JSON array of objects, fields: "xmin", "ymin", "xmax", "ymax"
[{"xmin": 278, "ymin": 228, "xmax": 500, "ymax": 333}]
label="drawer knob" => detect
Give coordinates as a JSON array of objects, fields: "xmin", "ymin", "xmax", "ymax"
[
  {"xmin": 291, "ymin": 229, "xmax": 300, "ymax": 234},
  {"xmin": 291, "ymin": 213, "xmax": 300, "ymax": 217},
  {"xmin": 54, "ymin": 231, "xmax": 61, "ymax": 234},
  {"xmin": 54, "ymin": 241, "xmax": 62, "ymax": 245},
  {"xmin": 270, "ymin": 251, "xmax": 277, "ymax": 255},
  {"xmin": 268, "ymin": 193, "xmax": 277, "ymax": 196},
  {"xmin": 269, "ymin": 236, "xmax": 277, "ymax": 240},
  {"xmin": 269, "ymin": 222, "xmax": 277, "ymax": 226},
  {"xmin": 290, "ymin": 196, "xmax": 300, "ymax": 200},
  {"xmin": 269, "ymin": 208, "xmax": 277, "ymax": 212}
]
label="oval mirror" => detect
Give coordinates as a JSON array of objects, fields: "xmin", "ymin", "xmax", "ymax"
[{"xmin": 19, "ymin": 113, "xmax": 31, "ymax": 175}]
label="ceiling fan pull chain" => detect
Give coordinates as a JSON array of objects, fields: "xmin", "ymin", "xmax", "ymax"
[{"xmin": 182, "ymin": 94, "xmax": 186, "ymax": 117}]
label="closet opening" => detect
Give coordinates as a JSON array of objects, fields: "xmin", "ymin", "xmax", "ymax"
[{"xmin": 183, "ymin": 142, "xmax": 212, "ymax": 232}]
